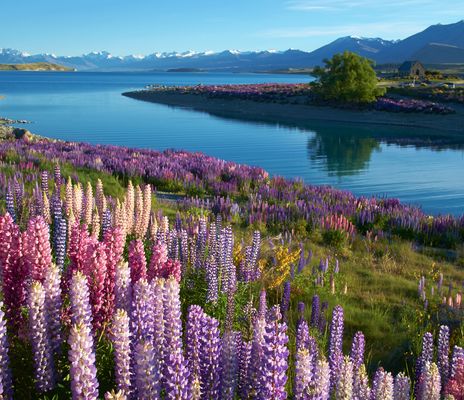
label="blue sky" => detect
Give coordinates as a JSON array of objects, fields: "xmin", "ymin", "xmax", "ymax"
[{"xmin": 2, "ymin": 0, "xmax": 464, "ymax": 55}]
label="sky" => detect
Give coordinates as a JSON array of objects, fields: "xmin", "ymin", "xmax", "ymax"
[{"xmin": 2, "ymin": 0, "xmax": 464, "ymax": 56}]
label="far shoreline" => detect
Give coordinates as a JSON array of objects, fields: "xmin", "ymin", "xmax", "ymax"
[{"xmin": 122, "ymin": 90, "xmax": 464, "ymax": 134}]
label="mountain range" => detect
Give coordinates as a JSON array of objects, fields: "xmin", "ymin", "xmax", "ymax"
[{"xmin": 1, "ymin": 20, "xmax": 464, "ymax": 72}]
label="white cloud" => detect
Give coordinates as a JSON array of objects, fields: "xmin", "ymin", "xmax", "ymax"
[
  {"xmin": 260, "ymin": 21, "xmax": 428, "ymax": 39},
  {"xmin": 285, "ymin": 0, "xmax": 436, "ymax": 11}
]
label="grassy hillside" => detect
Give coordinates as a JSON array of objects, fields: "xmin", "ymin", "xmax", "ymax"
[{"xmin": 0, "ymin": 62, "xmax": 73, "ymax": 71}]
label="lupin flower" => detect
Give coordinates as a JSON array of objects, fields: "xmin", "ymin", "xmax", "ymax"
[
  {"xmin": 110, "ymin": 309, "xmax": 132, "ymax": 396},
  {"xmin": 23, "ymin": 216, "xmax": 53, "ymax": 282},
  {"xmin": 280, "ymin": 281, "xmax": 291, "ymax": 323},
  {"xmin": 54, "ymin": 163, "xmax": 62, "ymax": 187},
  {"xmin": 418, "ymin": 362, "xmax": 441, "ymax": 400},
  {"xmin": 83, "ymin": 239, "xmax": 108, "ymax": 329},
  {"xmin": 134, "ymin": 339, "xmax": 160, "ymax": 400},
  {"xmin": 115, "ymin": 262, "xmax": 132, "ymax": 312},
  {"xmin": 0, "ymin": 302, "xmax": 13, "ymax": 400},
  {"xmin": 102, "ymin": 227, "xmax": 125, "ymax": 322},
  {"xmin": 83, "ymin": 182, "xmax": 93, "ymax": 227},
  {"xmin": 450, "ymin": 346, "xmax": 464, "ymax": 378},
  {"xmin": 393, "ymin": 372, "xmax": 410, "ymax": 400},
  {"xmin": 238, "ymin": 340, "xmax": 251, "ymax": 400},
  {"xmin": 91, "ymin": 210, "xmax": 100, "ymax": 238},
  {"xmin": 163, "ymin": 278, "xmax": 190, "ymax": 399},
  {"xmin": 69, "ymin": 271, "xmax": 93, "ymax": 327},
  {"xmin": 350, "ymin": 331, "xmax": 365, "ymax": 374},
  {"xmin": 335, "ymin": 356, "xmax": 353, "ymax": 400},
  {"xmin": 102, "ymin": 209, "xmax": 112, "ymax": 237},
  {"xmin": 104, "ymin": 390, "xmax": 127, "ymax": 400},
  {"xmin": 309, "ymin": 357, "xmax": 331, "ymax": 400},
  {"xmin": 329, "ymin": 305, "xmax": 344, "ymax": 391},
  {"xmin": 296, "ymin": 315, "xmax": 310, "ymax": 353},
  {"xmin": 186, "ymin": 305, "xmax": 205, "ymax": 388},
  {"xmin": 72, "ymin": 182, "xmax": 84, "ymax": 221},
  {"xmin": 445, "ymin": 357, "xmax": 464, "ymax": 399},
  {"xmin": 353, "ymin": 364, "xmax": 371, "ymax": 400},
  {"xmin": 310, "ymin": 294, "xmax": 320, "ymax": 328},
  {"xmin": 125, "ymin": 181, "xmax": 135, "ymax": 233},
  {"xmin": 28, "ymin": 281, "xmax": 55, "ymax": 393},
  {"xmin": 150, "ymin": 279, "xmax": 165, "ymax": 370},
  {"xmin": 220, "ymin": 331, "xmax": 241, "ymax": 400},
  {"xmin": 54, "ymin": 217, "xmax": 67, "ymax": 269},
  {"xmin": 131, "ymin": 279, "xmax": 155, "ymax": 342},
  {"xmin": 95, "ymin": 179, "xmax": 106, "ymax": 216},
  {"xmin": 0, "ymin": 213, "xmax": 27, "ymax": 330},
  {"xmin": 43, "ymin": 264, "xmax": 63, "ymax": 355},
  {"xmin": 5, "ymin": 186, "xmax": 16, "ymax": 222},
  {"xmin": 371, "ymin": 368, "xmax": 394, "ymax": 400},
  {"xmin": 294, "ymin": 343, "xmax": 314, "ymax": 400},
  {"xmin": 259, "ymin": 306, "xmax": 289, "ymax": 400},
  {"xmin": 129, "ymin": 239, "xmax": 147, "ymax": 283},
  {"xmin": 68, "ymin": 323, "xmax": 99, "ymax": 400},
  {"xmin": 438, "ymin": 325, "xmax": 450, "ymax": 386},
  {"xmin": 205, "ymin": 256, "xmax": 219, "ymax": 303}
]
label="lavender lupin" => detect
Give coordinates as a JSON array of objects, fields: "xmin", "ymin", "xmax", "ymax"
[
  {"xmin": 238, "ymin": 340, "xmax": 252, "ymax": 400},
  {"xmin": 28, "ymin": 281, "xmax": 56, "ymax": 393},
  {"xmin": 393, "ymin": 372, "xmax": 410, "ymax": 400},
  {"xmin": 417, "ymin": 362, "xmax": 441, "ymax": 400},
  {"xmin": 329, "ymin": 305, "xmax": 344, "ymax": 392},
  {"xmin": 0, "ymin": 302, "xmax": 13, "ymax": 400},
  {"xmin": 437, "ymin": 325, "xmax": 450, "ymax": 386},
  {"xmin": 371, "ymin": 368, "xmax": 394, "ymax": 400},
  {"xmin": 44, "ymin": 264, "xmax": 63, "ymax": 355},
  {"xmin": 310, "ymin": 294, "xmax": 320, "ymax": 328},
  {"xmin": 5, "ymin": 186, "xmax": 16, "ymax": 223},
  {"xmin": 335, "ymin": 356, "xmax": 353, "ymax": 400},
  {"xmin": 280, "ymin": 281, "xmax": 291, "ymax": 323},
  {"xmin": 350, "ymin": 331, "xmax": 365, "ymax": 374},
  {"xmin": 220, "ymin": 331, "xmax": 241, "ymax": 400},
  {"xmin": 68, "ymin": 323, "xmax": 99, "ymax": 400},
  {"xmin": 134, "ymin": 339, "xmax": 160, "ymax": 400},
  {"xmin": 163, "ymin": 278, "xmax": 190, "ymax": 399},
  {"xmin": 186, "ymin": 305, "xmax": 205, "ymax": 395},
  {"xmin": 70, "ymin": 272, "xmax": 93, "ymax": 327},
  {"xmin": 259, "ymin": 306, "xmax": 289, "ymax": 400},
  {"xmin": 111, "ymin": 309, "xmax": 132, "ymax": 396},
  {"xmin": 131, "ymin": 279, "xmax": 155, "ymax": 342},
  {"xmin": 200, "ymin": 315, "xmax": 222, "ymax": 400}
]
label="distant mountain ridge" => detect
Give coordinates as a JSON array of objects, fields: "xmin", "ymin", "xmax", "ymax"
[{"xmin": 2, "ymin": 20, "xmax": 464, "ymax": 71}]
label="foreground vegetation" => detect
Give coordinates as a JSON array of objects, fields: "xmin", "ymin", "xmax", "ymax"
[{"xmin": 0, "ymin": 133, "xmax": 462, "ymax": 398}]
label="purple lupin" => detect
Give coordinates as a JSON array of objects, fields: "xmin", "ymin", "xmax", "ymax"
[
  {"xmin": 0, "ymin": 302, "xmax": 13, "ymax": 400},
  {"xmin": 259, "ymin": 306, "xmax": 289, "ymax": 400},
  {"xmin": 68, "ymin": 322, "xmax": 99, "ymax": 400},
  {"xmin": 28, "ymin": 281, "xmax": 56, "ymax": 393},
  {"xmin": 329, "ymin": 305, "xmax": 344, "ymax": 392}
]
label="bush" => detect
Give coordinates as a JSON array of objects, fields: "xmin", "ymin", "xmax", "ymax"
[{"xmin": 311, "ymin": 51, "xmax": 385, "ymax": 104}]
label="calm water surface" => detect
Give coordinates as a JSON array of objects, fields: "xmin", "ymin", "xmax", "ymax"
[{"xmin": 0, "ymin": 71, "xmax": 463, "ymax": 215}]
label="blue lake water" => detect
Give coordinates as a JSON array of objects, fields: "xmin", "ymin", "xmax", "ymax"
[{"xmin": 0, "ymin": 71, "xmax": 463, "ymax": 215}]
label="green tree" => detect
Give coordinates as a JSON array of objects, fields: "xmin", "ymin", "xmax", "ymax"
[{"xmin": 311, "ymin": 51, "xmax": 385, "ymax": 104}]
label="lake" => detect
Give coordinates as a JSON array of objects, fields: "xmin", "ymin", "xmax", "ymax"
[{"xmin": 0, "ymin": 71, "xmax": 463, "ymax": 215}]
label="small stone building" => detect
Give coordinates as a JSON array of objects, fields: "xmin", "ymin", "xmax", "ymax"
[{"xmin": 398, "ymin": 61, "xmax": 426, "ymax": 78}]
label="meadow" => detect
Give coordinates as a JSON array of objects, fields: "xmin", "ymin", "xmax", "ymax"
[{"xmin": 0, "ymin": 135, "xmax": 462, "ymax": 399}]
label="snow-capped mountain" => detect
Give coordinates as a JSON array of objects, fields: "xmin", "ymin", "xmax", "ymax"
[{"xmin": 2, "ymin": 21, "xmax": 464, "ymax": 71}]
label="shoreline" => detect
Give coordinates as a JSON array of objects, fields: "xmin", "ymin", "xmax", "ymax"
[{"xmin": 123, "ymin": 90, "xmax": 464, "ymax": 133}]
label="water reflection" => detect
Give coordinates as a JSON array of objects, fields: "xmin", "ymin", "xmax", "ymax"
[{"xmin": 307, "ymin": 130, "xmax": 381, "ymax": 177}]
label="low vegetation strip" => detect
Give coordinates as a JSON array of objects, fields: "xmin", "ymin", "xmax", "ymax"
[{"xmin": 0, "ymin": 62, "xmax": 73, "ymax": 71}]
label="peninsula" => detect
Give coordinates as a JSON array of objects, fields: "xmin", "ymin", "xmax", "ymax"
[{"xmin": 0, "ymin": 62, "xmax": 74, "ymax": 71}]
